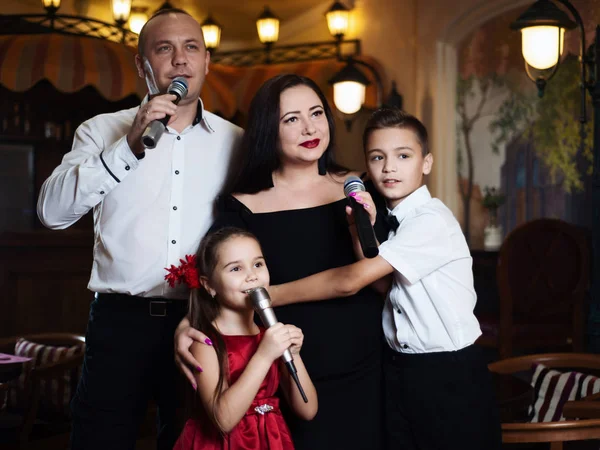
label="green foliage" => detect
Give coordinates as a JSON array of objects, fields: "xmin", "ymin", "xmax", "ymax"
[
  {"xmin": 489, "ymin": 57, "xmax": 593, "ymax": 192},
  {"xmin": 489, "ymin": 73, "xmax": 537, "ymax": 154},
  {"xmin": 532, "ymin": 58, "xmax": 593, "ymax": 192},
  {"xmin": 482, "ymin": 186, "xmax": 506, "ymax": 210}
]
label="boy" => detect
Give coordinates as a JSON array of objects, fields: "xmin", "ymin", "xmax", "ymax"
[{"xmin": 269, "ymin": 108, "xmax": 501, "ymax": 450}]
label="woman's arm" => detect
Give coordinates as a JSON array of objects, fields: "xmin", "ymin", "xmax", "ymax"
[
  {"xmin": 269, "ymin": 255, "xmax": 395, "ymax": 307},
  {"xmin": 174, "ymin": 317, "xmax": 213, "ymax": 386}
]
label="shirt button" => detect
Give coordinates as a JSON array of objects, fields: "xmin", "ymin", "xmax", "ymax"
[
  {"xmin": 403, "ymin": 344, "xmax": 409, "ymax": 349},
  {"xmin": 175, "ymin": 170, "xmax": 180, "ymax": 175},
  {"xmin": 171, "ymin": 240, "xmax": 176, "ymax": 244},
  {"xmin": 125, "ymin": 165, "xmax": 130, "ymax": 171},
  {"xmin": 173, "ymin": 206, "xmax": 177, "ymax": 211},
  {"xmin": 100, "ymin": 191, "xmax": 105, "ymax": 195},
  {"xmin": 177, "ymin": 136, "xmax": 181, "ymax": 140}
]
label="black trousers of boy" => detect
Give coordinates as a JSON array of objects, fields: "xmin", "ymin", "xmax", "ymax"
[
  {"xmin": 384, "ymin": 344, "xmax": 502, "ymax": 450},
  {"xmin": 70, "ymin": 293, "xmax": 188, "ymax": 450}
]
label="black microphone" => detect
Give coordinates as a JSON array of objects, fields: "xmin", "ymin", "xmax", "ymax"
[
  {"xmin": 344, "ymin": 176, "xmax": 379, "ymax": 258},
  {"xmin": 248, "ymin": 287, "xmax": 308, "ymax": 403},
  {"xmin": 141, "ymin": 76, "xmax": 188, "ymax": 149}
]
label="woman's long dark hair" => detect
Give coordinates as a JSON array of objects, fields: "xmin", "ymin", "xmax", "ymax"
[
  {"xmin": 230, "ymin": 74, "xmax": 348, "ymax": 194},
  {"xmin": 188, "ymin": 227, "xmax": 262, "ymax": 429}
]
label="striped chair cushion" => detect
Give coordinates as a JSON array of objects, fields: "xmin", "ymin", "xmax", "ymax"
[
  {"xmin": 6, "ymin": 338, "xmax": 83, "ymax": 417},
  {"xmin": 530, "ymin": 362, "xmax": 600, "ymax": 422}
]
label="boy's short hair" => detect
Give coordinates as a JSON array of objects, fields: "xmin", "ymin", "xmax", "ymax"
[{"xmin": 363, "ymin": 108, "xmax": 429, "ymax": 156}]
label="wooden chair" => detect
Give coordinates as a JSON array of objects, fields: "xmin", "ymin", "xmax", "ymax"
[
  {"xmin": 478, "ymin": 218, "xmax": 590, "ymax": 359},
  {"xmin": 489, "ymin": 353, "xmax": 600, "ymax": 450},
  {"xmin": 0, "ymin": 333, "xmax": 85, "ymax": 449}
]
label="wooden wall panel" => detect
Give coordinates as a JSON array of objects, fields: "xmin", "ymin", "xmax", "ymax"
[{"xmin": 0, "ymin": 231, "xmax": 93, "ymax": 338}]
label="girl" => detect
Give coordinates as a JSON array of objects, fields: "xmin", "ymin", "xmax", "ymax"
[{"xmin": 173, "ymin": 227, "xmax": 317, "ymax": 450}]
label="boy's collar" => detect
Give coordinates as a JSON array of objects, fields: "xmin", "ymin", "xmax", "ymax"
[{"xmin": 387, "ymin": 185, "xmax": 431, "ymax": 220}]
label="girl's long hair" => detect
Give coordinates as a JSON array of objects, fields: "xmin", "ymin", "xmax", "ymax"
[{"xmin": 188, "ymin": 227, "xmax": 261, "ymax": 429}]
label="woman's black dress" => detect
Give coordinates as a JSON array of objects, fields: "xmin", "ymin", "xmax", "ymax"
[{"xmin": 211, "ymin": 195, "xmax": 385, "ymax": 450}]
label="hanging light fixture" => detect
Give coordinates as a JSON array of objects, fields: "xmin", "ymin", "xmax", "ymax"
[
  {"xmin": 202, "ymin": 15, "xmax": 222, "ymax": 51},
  {"xmin": 510, "ymin": 1, "xmax": 600, "ymax": 350},
  {"xmin": 256, "ymin": 6, "xmax": 280, "ymax": 45},
  {"xmin": 112, "ymin": 0, "xmax": 132, "ymax": 26},
  {"xmin": 326, "ymin": 1, "xmax": 350, "ymax": 40},
  {"xmin": 329, "ymin": 60, "xmax": 371, "ymax": 115},
  {"xmin": 41, "ymin": 0, "xmax": 61, "ymax": 15},
  {"xmin": 128, "ymin": 6, "xmax": 148, "ymax": 34},
  {"xmin": 510, "ymin": 0, "xmax": 575, "ymax": 94}
]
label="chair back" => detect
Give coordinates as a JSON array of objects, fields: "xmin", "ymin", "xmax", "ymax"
[
  {"xmin": 0, "ymin": 332, "xmax": 85, "ymax": 447},
  {"xmin": 497, "ymin": 218, "xmax": 590, "ymax": 355}
]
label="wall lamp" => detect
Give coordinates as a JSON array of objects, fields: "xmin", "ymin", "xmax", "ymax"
[
  {"xmin": 1, "ymin": 0, "xmax": 139, "ymax": 45},
  {"xmin": 206, "ymin": 1, "xmax": 400, "ymax": 120},
  {"xmin": 511, "ymin": 0, "xmax": 599, "ymax": 350}
]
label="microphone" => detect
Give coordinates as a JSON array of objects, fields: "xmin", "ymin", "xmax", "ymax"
[
  {"xmin": 141, "ymin": 77, "xmax": 188, "ymax": 149},
  {"xmin": 344, "ymin": 176, "xmax": 379, "ymax": 259},
  {"xmin": 248, "ymin": 287, "xmax": 308, "ymax": 403}
]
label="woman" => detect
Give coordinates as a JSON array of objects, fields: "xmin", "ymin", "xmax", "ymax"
[{"xmin": 177, "ymin": 74, "xmax": 386, "ymax": 449}]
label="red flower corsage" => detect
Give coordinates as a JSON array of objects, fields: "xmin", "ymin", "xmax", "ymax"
[{"xmin": 164, "ymin": 254, "xmax": 201, "ymax": 289}]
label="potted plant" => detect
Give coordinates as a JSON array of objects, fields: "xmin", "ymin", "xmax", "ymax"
[{"xmin": 482, "ymin": 186, "xmax": 505, "ymax": 250}]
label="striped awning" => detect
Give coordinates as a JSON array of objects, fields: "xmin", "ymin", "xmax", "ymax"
[
  {"xmin": 0, "ymin": 34, "xmax": 147, "ymax": 101},
  {"xmin": 0, "ymin": 33, "xmax": 381, "ymax": 117}
]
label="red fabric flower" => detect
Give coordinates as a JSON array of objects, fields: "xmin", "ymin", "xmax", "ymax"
[{"xmin": 164, "ymin": 254, "xmax": 200, "ymax": 289}]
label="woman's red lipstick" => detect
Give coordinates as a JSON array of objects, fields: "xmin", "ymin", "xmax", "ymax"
[{"xmin": 300, "ymin": 139, "xmax": 320, "ymax": 149}]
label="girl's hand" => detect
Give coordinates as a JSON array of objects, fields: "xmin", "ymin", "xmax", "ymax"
[
  {"xmin": 345, "ymin": 191, "xmax": 377, "ymax": 226},
  {"xmin": 257, "ymin": 323, "xmax": 296, "ymax": 362},
  {"xmin": 287, "ymin": 325, "xmax": 304, "ymax": 355}
]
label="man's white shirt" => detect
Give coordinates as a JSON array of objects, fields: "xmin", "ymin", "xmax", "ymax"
[{"xmin": 37, "ymin": 100, "xmax": 243, "ymax": 299}]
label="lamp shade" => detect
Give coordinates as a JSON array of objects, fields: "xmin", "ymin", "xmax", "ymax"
[
  {"xmin": 256, "ymin": 7, "xmax": 280, "ymax": 44},
  {"xmin": 128, "ymin": 7, "xmax": 148, "ymax": 34},
  {"xmin": 326, "ymin": 1, "xmax": 350, "ymax": 39},
  {"xmin": 521, "ymin": 26, "xmax": 565, "ymax": 69},
  {"xmin": 329, "ymin": 60, "xmax": 371, "ymax": 114},
  {"xmin": 112, "ymin": 0, "xmax": 132, "ymax": 25},
  {"xmin": 202, "ymin": 16, "xmax": 222, "ymax": 51},
  {"xmin": 510, "ymin": 0, "xmax": 575, "ymax": 70},
  {"xmin": 41, "ymin": 0, "xmax": 61, "ymax": 14}
]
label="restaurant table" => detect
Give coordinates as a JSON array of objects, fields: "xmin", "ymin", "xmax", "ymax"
[{"xmin": 0, "ymin": 353, "xmax": 30, "ymax": 383}]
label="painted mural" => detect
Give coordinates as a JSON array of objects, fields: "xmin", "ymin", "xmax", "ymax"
[{"xmin": 455, "ymin": 0, "xmax": 598, "ymax": 249}]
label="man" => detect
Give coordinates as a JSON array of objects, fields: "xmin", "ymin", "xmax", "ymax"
[{"xmin": 37, "ymin": 9, "xmax": 242, "ymax": 450}]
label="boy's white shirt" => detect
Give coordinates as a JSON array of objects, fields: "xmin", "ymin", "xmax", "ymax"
[{"xmin": 378, "ymin": 185, "xmax": 482, "ymax": 354}]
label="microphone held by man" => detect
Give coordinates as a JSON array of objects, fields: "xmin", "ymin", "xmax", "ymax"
[
  {"xmin": 344, "ymin": 176, "xmax": 379, "ymax": 259},
  {"xmin": 141, "ymin": 76, "xmax": 189, "ymax": 149}
]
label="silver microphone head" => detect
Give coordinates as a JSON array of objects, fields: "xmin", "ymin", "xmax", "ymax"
[
  {"xmin": 168, "ymin": 77, "xmax": 188, "ymax": 101},
  {"xmin": 247, "ymin": 287, "xmax": 271, "ymax": 311},
  {"xmin": 344, "ymin": 175, "xmax": 365, "ymax": 197}
]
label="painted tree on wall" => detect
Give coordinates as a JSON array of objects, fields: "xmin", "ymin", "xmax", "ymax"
[
  {"xmin": 456, "ymin": 74, "xmax": 505, "ymax": 243},
  {"xmin": 456, "ymin": 11, "xmax": 522, "ymax": 244}
]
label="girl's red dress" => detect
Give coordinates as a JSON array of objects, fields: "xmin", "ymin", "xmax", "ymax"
[{"xmin": 173, "ymin": 331, "xmax": 295, "ymax": 450}]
